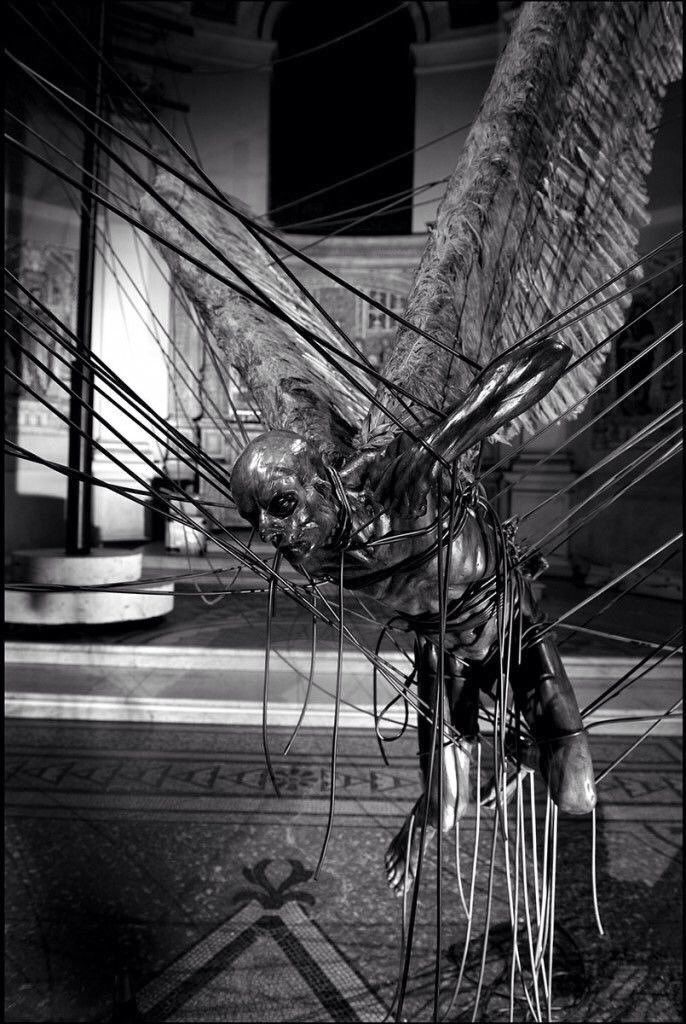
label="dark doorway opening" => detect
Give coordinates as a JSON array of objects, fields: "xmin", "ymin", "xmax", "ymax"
[{"xmin": 269, "ymin": 1, "xmax": 416, "ymax": 235}]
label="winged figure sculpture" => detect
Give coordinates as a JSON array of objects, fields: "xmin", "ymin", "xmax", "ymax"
[{"xmin": 140, "ymin": 1, "xmax": 682, "ymax": 896}]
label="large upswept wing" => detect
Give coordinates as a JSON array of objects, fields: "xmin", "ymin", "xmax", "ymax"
[
  {"xmin": 139, "ymin": 173, "xmax": 373, "ymax": 464},
  {"xmin": 361, "ymin": 1, "xmax": 683, "ymax": 452}
]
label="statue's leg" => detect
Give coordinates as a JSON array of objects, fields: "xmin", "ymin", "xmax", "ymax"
[
  {"xmin": 384, "ymin": 637, "xmax": 479, "ymax": 895},
  {"xmin": 512, "ymin": 583, "xmax": 597, "ymax": 815}
]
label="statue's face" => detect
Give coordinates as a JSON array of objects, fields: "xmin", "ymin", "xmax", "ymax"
[{"xmin": 230, "ymin": 431, "xmax": 340, "ymax": 564}]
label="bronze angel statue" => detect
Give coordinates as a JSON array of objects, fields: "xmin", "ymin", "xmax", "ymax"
[{"xmin": 141, "ymin": 1, "xmax": 682, "ymax": 897}]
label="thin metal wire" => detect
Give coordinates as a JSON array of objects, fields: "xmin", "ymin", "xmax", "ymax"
[
  {"xmin": 518, "ymin": 400, "xmax": 682, "ymax": 524},
  {"xmin": 262, "ymin": 556, "xmax": 281, "ymax": 796},
  {"xmin": 505, "ymin": 230, "xmax": 683, "ymax": 358},
  {"xmin": 528, "ymin": 421, "xmax": 682, "ymax": 551},
  {"xmin": 546, "ymin": 806, "xmax": 559, "ymax": 1023},
  {"xmin": 7, "ymin": 131, "xmax": 404, "ymax": 437},
  {"xmin": 265, "ymin": 119, "xmax": 471, "ymax": 218},
  {"xmin": 538, "ymin": 441, "xmax": 682, "ymax": 562},
  {"xmin": 6, "ymin": 290, "xmax": 305, "ymax": 602},
  {"xmin": 282, "ymin": 189, "xmax": 448, "ymax": 231},
  {"xmin": 4, "ymin": 328, "xmax": 239, "ymax": 536},
  {"xmin": 590, "ymin": 808, "xmax": 605, "ymax": 937},
  {"xmin": 555, "ymin": 621, "xmax": 682, "ymax": 653},
  {"xmin": 586, "ymin": 711, "xmax": 682, "ymax": 728},
  {"xmin": 471, "ymin": 812, "xmax": 499, "ymax": 1022},
  {"xmin": 279, "ymin": 176, "xmax": 448, "ymax": 232},
  {"xmin": 4, "ymin": 311, "xmax": 223, "ymax": 495},
  {"xmin": 99, "ymin": 202, "xmax": 235, "ymax": 438},
  {"xmin": 282, "ymin": 595, "xmax": 318, "ymax": 756},
  {"xmin": 3, "ymin": 441, "xmax": 200, "ymax": 533},
  {"xmin": 532, "ymin": 534, "xmax": 682, "ymax": 640},
  {"xmin": 558, "ymin": 547, "xmax": 680, "ymax": 650},
  {"xmin": 4, "ymin": 107, "xmax": 138, "ymax": 210},
  {"xmin": 314, "ymin": 551, "xmax": 345, "ymax": 879},
  {"xmin": 519, "ymin": 775, "xmax": 543, "ymax": 1021},
  {"xmin": 283, "ymin": 181, "xmax": 443, "ymax": 256},
  {"xmin": 582, "ymin": 629, "xmax": 683, "ymax": 718},
  {"xmin": 442, "ymin": 739, "xmax": 482, "ymax": 1020},
  {"xmin": 5, "ymin": 303, "xmax": 236, "ymax": 516}
]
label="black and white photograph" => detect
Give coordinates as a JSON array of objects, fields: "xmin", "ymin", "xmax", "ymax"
[{"xmin": 4, "ymin": 2, "xmax": 683, "ymax": 1021}]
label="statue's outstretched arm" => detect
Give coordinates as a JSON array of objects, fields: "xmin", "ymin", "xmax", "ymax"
[{"xmin": 377, "ymin": 337, "xmax": 571, "ymax": 510}]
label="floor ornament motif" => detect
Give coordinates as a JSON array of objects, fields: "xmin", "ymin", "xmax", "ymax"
[{"xmin": 134, "ymin": 858, "xmax": 388, "ymax": 1022}]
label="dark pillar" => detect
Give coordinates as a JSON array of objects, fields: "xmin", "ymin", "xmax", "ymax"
[{"xmin": 65, "ymin": 0, "xmax": 106, "ymax": 554}]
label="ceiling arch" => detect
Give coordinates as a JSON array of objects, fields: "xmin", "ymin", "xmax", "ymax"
[{"xmin": 233, "ymin": 1, "xmax": 435, "ymax": 42}]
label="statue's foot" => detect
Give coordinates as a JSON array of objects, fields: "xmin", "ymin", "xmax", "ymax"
[
  {"xmin": 384, "ymin": 803, "xmax": 436, "ymax": 897},
  {"xmin": 542, "ymin": 731, "xmax": 597, "ymax": 815}
]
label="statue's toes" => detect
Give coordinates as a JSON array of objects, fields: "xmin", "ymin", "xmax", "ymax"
[
  {"xmin": 385, "ymin": 856, "xmax": 403, "ymax": 893},
  {"xmin": 384, "ymin": 846, "xmax": 399, "ymax": 878},
  {"xmin": 385, "ymin": 835, "xmax": 412, "ymax": 894},
  {"xmin": 542, "ymin": 733, "xmax": 597, "ymax": 815}
]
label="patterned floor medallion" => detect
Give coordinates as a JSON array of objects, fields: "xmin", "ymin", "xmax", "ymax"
[{"xmin": 135, "ymin": 859, "xmax": 387, "ymax": 1022}]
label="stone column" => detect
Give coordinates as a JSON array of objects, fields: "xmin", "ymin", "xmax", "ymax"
[{"xmin": 90, "ymin": 142, "xmax": 172, "ymax": 542}]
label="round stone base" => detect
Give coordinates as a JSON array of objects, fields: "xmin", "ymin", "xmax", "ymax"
[
  {"xmin": 11, "ymin": 548, "xmax": 143, "ymax": 586},
  {"xmin": 5, "ymin": 585, "xmax": 175, "ymax": 625},
  {"xmin": 7, "ymin": 548, "xmax": 174, "ymax": 625}
]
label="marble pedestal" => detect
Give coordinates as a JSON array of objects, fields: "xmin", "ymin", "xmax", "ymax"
[{"xmin": 6, "ymin": 548, "xmax": 174, "ymax": 625}]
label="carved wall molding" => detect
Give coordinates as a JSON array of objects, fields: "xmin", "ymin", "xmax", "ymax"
[{"xmin": 5, "ymin": 238, "xmax": 77, "ymax": 402}]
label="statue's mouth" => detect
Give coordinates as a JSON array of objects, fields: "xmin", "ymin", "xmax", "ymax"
[{"xmin": 280, "ymin": 538, "xmax": 311, "ymax": 560}]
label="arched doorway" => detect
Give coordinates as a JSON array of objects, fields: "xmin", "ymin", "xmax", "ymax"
[{"xmin": 269, "ymin": 1, "xmax": 416, "ymax": 234}]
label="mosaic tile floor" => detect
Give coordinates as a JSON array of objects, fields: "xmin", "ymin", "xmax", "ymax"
[{"xmin": 5, "ymin": 720, "xmax": 682, "ymax": 1022}]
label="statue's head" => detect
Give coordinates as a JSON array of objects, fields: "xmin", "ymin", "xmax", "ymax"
[{"xmin": 230, "ymin": 430, "xmax": 341, "ymax": 564}]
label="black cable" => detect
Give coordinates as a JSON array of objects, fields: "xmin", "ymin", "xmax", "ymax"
[
  {"xmin": 279, "ymin": 177, "xmax": 447, "ymax": 232},
  {"xmin": 5, "ymin": 281, "xmax": 237, "ymax": 499},
  {"xmin": 539, "ymin": 441, "xmax": 681, "ymax": 561},
  {"xmin": 6, "ymin": 291, "xmax": 233, "ymax": 497},
  {"xmin": 5, "ymin": 314, "xmax": 226, "ymax": 497}
]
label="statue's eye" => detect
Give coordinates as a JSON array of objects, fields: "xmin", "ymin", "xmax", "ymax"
[{"xmin": 267, "ymin": 492, "xmax": 298, "ymax": 519}]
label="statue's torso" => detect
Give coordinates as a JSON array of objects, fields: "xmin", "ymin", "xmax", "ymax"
[{"xmin": 303, "ymin": 487, "xmax": 499, "ymax": 657}]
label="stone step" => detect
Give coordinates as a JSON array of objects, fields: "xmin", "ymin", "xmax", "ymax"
[{"xmin": 5, "ymin": 641, "xmax": 681, "ymax": 734}]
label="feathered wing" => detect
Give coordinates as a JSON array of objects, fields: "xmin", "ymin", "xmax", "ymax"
[
  {"xmin": 363, "ymin": 0, "xmax": 683, "ymax": 451},
  {"xmin": 139, "ymin": 172, "xmax": 372, "ymax": 463}
]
